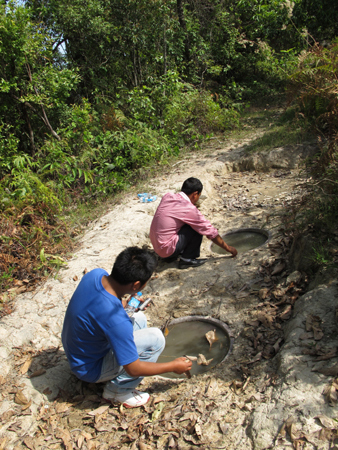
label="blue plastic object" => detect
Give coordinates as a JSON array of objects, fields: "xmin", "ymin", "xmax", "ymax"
[{"xmin": 138, "ymin": 193, "xmax": 157, "ymax": 202}]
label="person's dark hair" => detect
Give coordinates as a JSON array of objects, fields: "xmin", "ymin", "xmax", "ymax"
[
  {"xmin": 181, "ymin": 177, "xmax": 203, "ymax": 195},
  {"xmin": 111, "ymin": 246, "xmax": 157, "ymax": 286}
]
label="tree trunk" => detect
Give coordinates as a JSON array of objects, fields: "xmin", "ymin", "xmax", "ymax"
[
  {"xmin": 163, "ymin": 18, "xmax": 167, "ymax": 76},
  {"xmin": 177, "ymin": 0, "xmax": 190, "ymax": 66},
  {"xmin": 132, "ymin": 47, "xmax": 139, "ymax": 86},
  {"xmin": 23, "ymin": 102, "xmax": 36, "ymax": 154},
  {"xmin": 25, "ymin": 61, "xmax": 61, "ymax": 140}
]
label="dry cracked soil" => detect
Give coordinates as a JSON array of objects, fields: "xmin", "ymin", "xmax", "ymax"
[{"xmin": 1, "ymin": 117, "xmax": 338, "ymax": 450}]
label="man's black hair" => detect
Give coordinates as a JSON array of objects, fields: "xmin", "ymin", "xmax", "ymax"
[
  {"xmin": 181, "ymin": 177, "xmax": 203, "ymax": 195},
  {"xmin": 111, "ymin": 246, "xmax": 157, "ymax": 286}
]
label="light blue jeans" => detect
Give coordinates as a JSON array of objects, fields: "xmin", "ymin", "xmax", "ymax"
[{"xmin": 96, "ymin": 311, "xmax": 165, "ymax": 394}]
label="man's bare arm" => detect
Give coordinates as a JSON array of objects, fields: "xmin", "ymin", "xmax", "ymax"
[
  {"xmin": 212, "ymin": 234, "xmax": 237, "ymax": 256},
  {"xmin": 123, "ymin": 357, "xmax": 192, "ymax": 377}
]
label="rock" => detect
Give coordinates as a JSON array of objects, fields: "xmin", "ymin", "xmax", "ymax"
[
  {"xmin": 286, "ymin": 271, "xmax": 302, "ymax": 285},
  {"xmin": 249, "ymin": 281, "xmax": 338, "ymax": 450}
]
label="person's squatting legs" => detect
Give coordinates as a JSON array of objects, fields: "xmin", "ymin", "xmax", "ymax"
[
  {"xmin": 171, "ymin": 224, "xmax": 203, "ymax": 260},
  {"xmin": 97, "ymin": 312, "xmax": 165, "ymax": 397}
]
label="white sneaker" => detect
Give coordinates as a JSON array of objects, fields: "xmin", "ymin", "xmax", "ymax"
[{"xmin": 103, "ymin": 389, "xmax": 150, "ymax": 408}]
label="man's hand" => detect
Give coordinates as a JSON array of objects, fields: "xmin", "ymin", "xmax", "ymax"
[
  {"xmin": 172, "ymin": 357, "xmax": 193, "ymax": 374},
  {"xmin": 212, "ymin": 235, "xmax": 237, "ymax": 257},
  {"xmin": 227, "ymin": 245, "xmax": 237, "ymax": 257},
  {"xmin": 124, "ymin": 356, "xmax": 192, "ymax": 377}
]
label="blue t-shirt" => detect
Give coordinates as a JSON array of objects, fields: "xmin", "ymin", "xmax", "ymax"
[{"xmin": 61, "ymin": 268, "xmax": 139, "ymax": 383}]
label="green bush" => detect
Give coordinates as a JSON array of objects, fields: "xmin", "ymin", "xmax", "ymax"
[
  {"xmin": 288, "ymin": 41, "xmax": 338, "ymax": 235},
  {"xmin": 289, "ymin": 41, "xmax": 338, "ymax": 134},
  {"xmin": 163, "ymin": 85, "xmax": 239, "ymax": 144}
]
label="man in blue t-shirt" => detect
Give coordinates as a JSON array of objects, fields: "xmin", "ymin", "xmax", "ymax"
[{"xmin": 62, "ymin": 246, "xmax": 192, "ymax": 408}]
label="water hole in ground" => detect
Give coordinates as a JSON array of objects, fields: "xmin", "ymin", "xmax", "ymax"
[
  {"xmin": 211, "ymin": 228, "xmax": 270, "ymax": 255},
  {"xmin": 158, "ymin": 317, "xmax": 233, "ymax": 379}
]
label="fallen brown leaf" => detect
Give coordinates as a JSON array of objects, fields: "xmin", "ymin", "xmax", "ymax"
[
  {"xmin": 232, "ymin": 380, "xmax": 243, "ymax": 395},
  {"xmin": 299, "ymin": 332, "xmax": 314, "ymax": 340},
  {"xmin": 22, "ymin": 400, "xmax": 32, "ymax": 411},
  {"xmin": 88, "ymin": 404, "xmax": 109, "ymax": 416},
  {"xmin": 55, "ymin": 427, "xmax": 72, "ymax": 450},
  {"xmin": 195, "ymin": 422, "xmax": 203, "ymax": 438},
  {"xmin": 205, "ymin": 329, "xmax": 218, "ymax": 348},
  {"xmin": 271, "ymin": 262, "xmax": 285, "ymax": 276},
  {"xmin": 81, "ymin": 431, "xmax": 93, "ymax": 440},
  {"xmin": 218, "ymin": 422, "xmax": 229, "ymax": 434},
  {"xmin": 55, "ymin": 403, "xmax": 70, "ymax": 414},
  {"xmin": 257, "ymin": 312, "xmax": 274, "ymax": 328},
  {"xmin": 87, "ymin": 440, "xmax": 100, "ymax": 450},
  {"xmin": 259, "ymin": 288, "xmax": 270, "ymax": 299},
  {"xmin": 15, "ymin": 390, "xmax": 29, "ymax": 405},
  {"xmin": 279, "ymin": 305, "xmax": 292, "ymax": 321},
  {"xmin": 23, "ymin": 436, "xmax": 35, "ymax": 450},
  {"xmin": 184, "ymin": 355, "xmax": 198, "ymax": 361},
  {"xmin": 197, "ymin": 354, "xmax": 213, "ymax": 366},
  {"xmin": 248, "ymin": 351, "xmax": 262, "ymax": 364},
  {"xmin": 286, "ymin": 420, "xmax": 301, "ymax": 442},
  {"xmin": 205, "ymin": 377, "xmax": 218, "ymax": 396},
  {"xmin": 306, "ymin": 314, "xmax": 322, "ymax": 332},
  {"xmin": 77, "ymin": 435, "xmax": 85, "ymax": 449},
  {"xmin": 168, "ymin": 435, "xmax": 176, "ymax": 448},
  {"xmin": 323, "ymin": 378, "xmax": 338, "ymax": 405},
  {"xmin": 313, "ymin": 327, "xmax": 324, "ymax": 341},
  {"xmin": 319, "ymin": 427, "xmax": 337, "ymax": 442},
  {"xmin": 20, "ymin": 357, "xmax": 33, "ymax": 375},
  {"xmin": 29, "ymin": 369, "xmax": 46, "ymax": 378},
  {"xmin": 315, "ymin": 414, "xmax": 337, "ymax": 429},
  {"xmin": 315, "ymin": 348, "xmax": 337, "ymax": 361},
  {"xmin": 313, "ymin": 363, "xmax": 338, "ymax": 377}
]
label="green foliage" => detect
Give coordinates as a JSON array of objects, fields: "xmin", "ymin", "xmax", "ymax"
[
  {"xmin": 0, "ymin": 1, "xmax": 80, "ymax": 152},
  {"xmin": 292, "ymin": 0, "xmax": 338, "ymax": 44},
  {"xmin": 0, "ymin": 122, "xmax": 62, "ymax": 212},
  {"xmin": 288, "ymin": 42, "xmax": 338, "ymax": 245},
  {"xmin": 312, "ymin": 244, "xmax": 331, "ymax": 266},
  {"xmin": 289, "ymin": 42, "xmax": 338, "ymax": 134},
  {"xmin": 3, "ymin": 0, "xmax": 337, "ymax": 291},
  {"xmin": 0, "ymin": 123, "xmax": 21, "ymax": 177},
  {"xmin": 164, "ymin": 87, "xmax": 240, "ymax": 144}
]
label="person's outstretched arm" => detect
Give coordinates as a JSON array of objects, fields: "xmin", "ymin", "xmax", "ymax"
[
  {"xmin": 212, "ymin": 234, "xmax": 237, "ymax": 257},
  {"xmin": 123, "ymin": 357, "xmax": 192, "ymax": 377}
]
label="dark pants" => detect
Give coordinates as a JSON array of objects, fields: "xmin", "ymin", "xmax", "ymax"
[{"xmin": 171, "ymin": 224, "xmax": 203, "ymax": 259}]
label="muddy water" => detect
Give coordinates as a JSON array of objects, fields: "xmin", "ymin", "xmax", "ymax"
[
  {"xmin": 158, "ymin": 321, "xmax": 230, "ymax": 378},
  {"xmin": 211, "ymin": 230, "xmax": 268, "ymax": 254}
]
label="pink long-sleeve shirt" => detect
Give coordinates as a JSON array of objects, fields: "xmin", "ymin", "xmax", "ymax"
[{"xmin": 150, "ymin": 192, "xmax": 219, "ymax": 258}]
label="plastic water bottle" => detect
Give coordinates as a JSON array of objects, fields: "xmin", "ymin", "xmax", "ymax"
[
  {"xmin": 125, "ymin": 292, "xmax": 143, "ymax": 316},
  {"xmin": 137, "ymin": 193, "xmax": 157, "ymax": 203}
]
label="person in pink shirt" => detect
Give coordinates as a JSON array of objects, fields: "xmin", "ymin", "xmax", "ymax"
[{"xmin": 150, "ymin": 177, "xmax": 237, "ymax": 269}]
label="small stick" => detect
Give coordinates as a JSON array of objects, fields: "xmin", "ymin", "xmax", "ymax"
[{"xmin": 242, "ymin": 376, "xmax": 251, "ymax": 392}]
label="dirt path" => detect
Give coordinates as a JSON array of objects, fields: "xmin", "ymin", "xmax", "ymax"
[{"xmin": 1, "ymin": 121, "xmax": 338, "ymax": 450}]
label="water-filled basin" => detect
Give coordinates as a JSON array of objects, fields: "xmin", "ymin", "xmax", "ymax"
[
  {"xmin": 210, "ymin": 228, "xmax": 270, "ymax": 255},
  {"xmin": 158, "ymin": 316, "xmax": 233, "ymax": 378}
]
